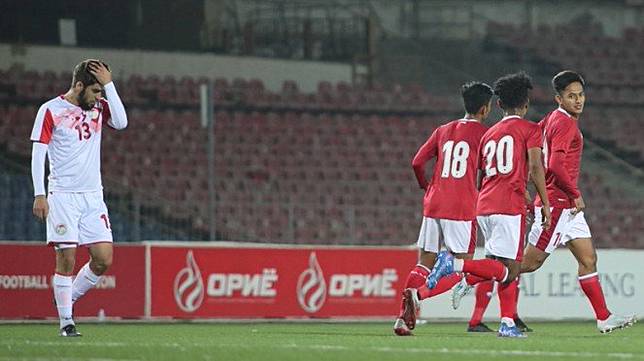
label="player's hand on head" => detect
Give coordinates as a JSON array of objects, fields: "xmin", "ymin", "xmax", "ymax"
[
  {"xmin": 541, "ymin": 206, "xmax": 552, "ymax": 230},
  {"xmin": 32, "ymin": 195, "xmax": 49, "ymax": 222},
  {"xmin": 571, "ymin": 196, "xmax": 585, "ymax": 215},
  {"xmin": 88, "ymin": 61, "xmax": 112, "ymax": 86}
]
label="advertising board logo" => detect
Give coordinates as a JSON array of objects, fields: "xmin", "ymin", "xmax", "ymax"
[
  {"xmin": 173, "ymin": 251, "xmax": 205, "ymax": 313},
  {"xmin": 296, "ymin": 252, "xmax": 327, "ymax": 313},
  {"xmin": 296, "ymin": 252, "xmax": 399, "ymax": 314}
]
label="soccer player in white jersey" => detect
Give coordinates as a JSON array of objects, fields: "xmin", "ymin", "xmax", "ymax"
[{"xmin": 31, "ymin": 59, "xmax": 128, "ymax": 336}]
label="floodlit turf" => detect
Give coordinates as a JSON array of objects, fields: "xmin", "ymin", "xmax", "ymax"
[{"xmin": 0, "ymin": 321, "xmax": 641, "ymax": 361}]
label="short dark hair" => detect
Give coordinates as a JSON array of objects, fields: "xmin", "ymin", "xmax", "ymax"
[
  {"xmin": 461, "ymin": 82, "xmax": 494, "ymax": 114},
  {"xmin": 552, "ymin": 70, "xmax": 585, "ymax": 94},
  {"xmin": 493, "ymin": 71, "xmax": 533, "ymax": 109},
  {"xmin": 71, "ymin": 59, "xmax": 109, "ymax": 87}
]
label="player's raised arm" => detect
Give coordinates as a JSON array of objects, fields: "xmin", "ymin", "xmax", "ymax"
[
  {"xmin": 89, "ymin": 61, "xmax": 128, "ymax": 130},
  {"xmin": 411, "ymin": 131, "xmax": 438, "ymax": 190}
]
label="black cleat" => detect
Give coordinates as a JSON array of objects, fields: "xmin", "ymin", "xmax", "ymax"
[
  {"xmin": 60, "ymin": 324, "xmax": 82, "ymax": 337},
  {"xmin": 467, "ymin": 322, "xmax": 495, "ymax": 332},
  {"xmin": 514, "ymin": 317, "xmax": 533, "ymax": 332}
]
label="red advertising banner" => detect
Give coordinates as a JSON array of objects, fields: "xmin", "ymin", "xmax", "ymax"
[
  {"xmin": 150, "ymin": 245, "xmax": 416, "ymax": 318},
  {"xmin": 0, "ymin": 242, "xmax": 145, "ymax": 319}
]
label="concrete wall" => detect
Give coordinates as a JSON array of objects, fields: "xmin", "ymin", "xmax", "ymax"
[{"xmin": 0, "ymin": 43, "xmax": 355, "ymax": 92}]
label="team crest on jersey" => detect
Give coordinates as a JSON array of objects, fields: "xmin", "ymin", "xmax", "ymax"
[{"xmin": 55, "ymin": 224, "xmax": 67, "ymax": 235}]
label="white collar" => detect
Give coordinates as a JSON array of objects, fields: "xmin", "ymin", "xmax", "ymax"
[
  {"xmin": 501, "ymin": 115, "xmax": 521, "ymax": 121},
  {"xmin": 556, "ymin": 107, "xmax": 573, "ymax": 118}
]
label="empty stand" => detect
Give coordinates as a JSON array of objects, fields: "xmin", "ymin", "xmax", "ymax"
[{"xmin": 0, "ymin": 68, "xmax": 642, "ymax": 247}]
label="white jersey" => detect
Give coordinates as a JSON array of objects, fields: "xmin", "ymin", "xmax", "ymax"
[{"xmin": 30, "ymin": 96, "xmax": 112, "ymax": 193}]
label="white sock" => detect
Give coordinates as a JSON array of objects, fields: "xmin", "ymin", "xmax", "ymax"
[
  {"xmin": 501, "ymin": 317, "xmax": 515, "ymax": 327},
  {"xmin": 72, "ymin": 262, "xmax": 101, "ymax": 304},
  {"xmin": 453, "ymin": 259, "xmax": 465, "ymax": 272},
  {"xmin": 53, "ymin": 274, "xmax": 74, "ymax": 328}
]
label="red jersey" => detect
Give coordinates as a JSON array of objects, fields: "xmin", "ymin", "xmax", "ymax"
[
  {"xmin": 535, "ymin": 108, "xmax": 582, "ymax": 208},
  {"xmin": 477, "ymin": 116, "xmax": 542, "ymax": 216},
  {"xmin": 412, "ymin": 119, "xmax": 488, "ymax": 220}
]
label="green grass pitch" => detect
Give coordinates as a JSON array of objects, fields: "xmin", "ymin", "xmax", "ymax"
[{"xmin": 0, "ymin": 322, "xmax": 641, "ymax": 361}]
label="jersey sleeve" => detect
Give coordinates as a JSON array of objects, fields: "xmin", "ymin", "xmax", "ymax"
[
  {"xmin": 30, "ymin": 105, "xmax": 54, "ymax": 144},
  {"xmin": 411, "ymin": 129, "xmax": 439, "ymax": 189},
  {"xmin": 100, "ymin": 99, "xmax": 112, "ymax": 124},
  {"xmin": 525, "ymin": 122, "xmax": 542, "ymax": 149},
  {"xmin": 103, "ymin": 82, "xmax": 128, "ymax": 130},
  {"xmin": 549, "ymin": 118, "xmax": 576, "ymax": 153},
  {"xmin": 477, "ymin": 138, "xmax": 487, "ymax": 170}
]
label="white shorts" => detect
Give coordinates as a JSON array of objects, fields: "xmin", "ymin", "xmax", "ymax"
[
  {"xmin": 416, "ymin": 217, "xmax": 477, "ymax": 254},
  {"xmin": 528, "ymin": 207, "xmax": 592, "ymax": 254},
  {"xmin": 47, "ymin": 191, "xmax": 113, "ymax": 249},
  {"xmin": 477, "ymin": 214, "xmax": 526, "ymax": 261}
]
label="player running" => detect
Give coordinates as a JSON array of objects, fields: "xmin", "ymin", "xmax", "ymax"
[
  {"xmin": 31, "ymin": 59, "xmax": 128, "ymax": 336},
  {"xmin": 427, "ymin": 72, "xmax": 551, "ymax": 338},
  {"xmin": 520, "ymin": 70, "xmax": 636, "ymax": 333},
  {"xmin": 394, "ymin": 82, "xmax": 493, "ymax": 336}
]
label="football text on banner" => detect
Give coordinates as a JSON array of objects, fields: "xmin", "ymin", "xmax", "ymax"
[{"xmin": 0, "ymin": 243, "xmax": 146, "ymax": 319}]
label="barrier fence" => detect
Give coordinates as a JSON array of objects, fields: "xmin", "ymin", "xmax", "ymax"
[{"xmin": 0, "ymin": 241, "xmax": 641, "ymax": 321}]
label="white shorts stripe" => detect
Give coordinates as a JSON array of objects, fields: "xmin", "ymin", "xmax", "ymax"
[{"xmin": 528, "ymin": 207, "xmax": 592, "ymax": 254}]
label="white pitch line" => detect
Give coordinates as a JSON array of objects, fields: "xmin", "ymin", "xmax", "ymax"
[
  {"xmin": 3, "ymin": 340, "xmax": 642, "ymax": 360},
  {"xmin": 253, "ymin": 343, "xmax": 644, "ymax": 359}
]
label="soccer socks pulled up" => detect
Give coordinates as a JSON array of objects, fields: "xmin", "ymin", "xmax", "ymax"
[
  {"xmin": 579, "ymin": 272, "xmax": 611, "ymax": 321},
  {"xmin": 456, "ymin": 259, "xmax": 508, "ymax": 282},
  {"xmin": 498, "ymin": 279, "xmax": 518, "ymax": 321},
  {"xmin": 404, "ymin": 264, "xmax": 431, "ymax": 289},
  {"xmin": 399, "ymin": 264, "xmax": 430, "ymax": 317},
  {"xmin": 72, "ymin": 262, "xmax": 101, "ymax": 304},
  {"xmin": 469, "ymin": 280, "xmax": 494, "ymax": 327},
  {"xmin": 417, "ymin": 273, "xmax": 462, "ymax": 300},
  {"xmin": 53, "ymin": 274, "xmax": 74, "ymax": 328}
]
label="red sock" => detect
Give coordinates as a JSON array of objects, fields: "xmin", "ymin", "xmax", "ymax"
[
  {"xmin": 469, "ymin": 280, "xmax": 494, "ymax": 327},
  {"xmin": 462, "ymin": 259, "xmax": 507, "ymax": 282},
  {"xmin": 398, "ymin": 264, "xmax": 430, "ymax": 317},
  {"xmin": 498, "ymin": 279, "xmax": 518, "ymax": 320},
  {"xmin": 579, "ymin": 273, "xmax": 611, "ymax": 321},
  {"xmin": 465, "ymin": 274, "xmax": 486, "ymax": 286},
  {"xmin": 417, "ymin": 273, "xmax": 462, "ymax": 300},
  {"xmin": 405, "ymin": 264, "xmax": 431, "ymax": 288}
]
